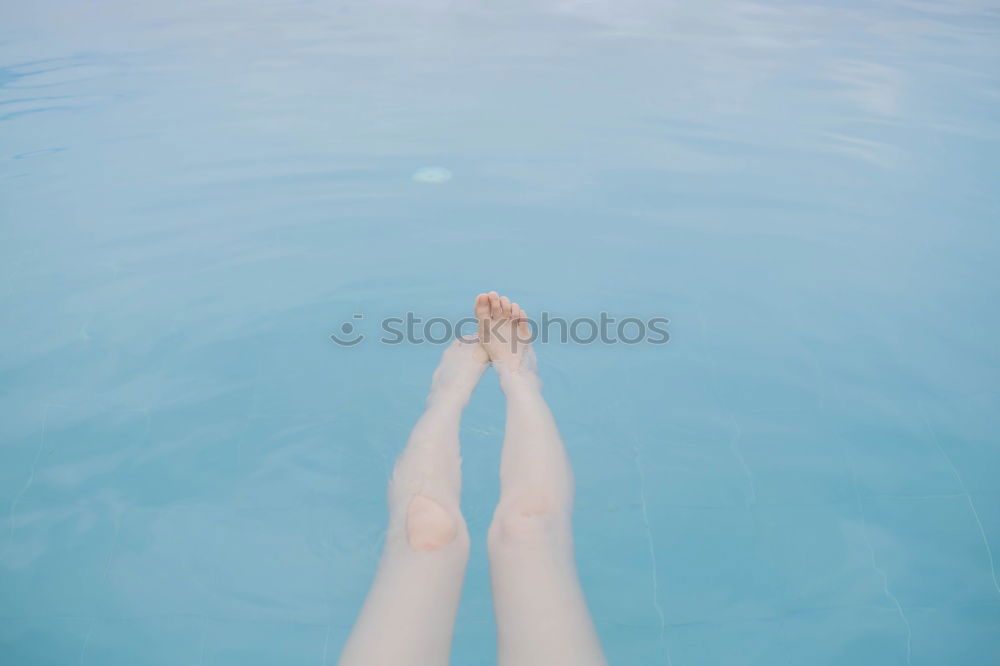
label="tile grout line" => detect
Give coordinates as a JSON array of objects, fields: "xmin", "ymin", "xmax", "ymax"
[
  {"xmin": 921, "ymin": 414, "xmax": 1000, "ymax": 597},
  {"xmin": 620, "ymin": 397, "xmax": 673, "ymax": 666},
  {"xmin": 695, "ymin": 304, "xmax": 757, "ymax": 508},
  {"xmin": 849, "ymin": 462, "xmax": 912, "ymax": 666},
  {"xmin": 321, "ymin": 623, "xmax": 332, "ymax": 666},
  {"xmin": 77, "ymin": 618, "xmax": 95, "ymax": 666},
  {"xmin": 4, "ymin": 402, "xmax": 51, "ymax": 558}
]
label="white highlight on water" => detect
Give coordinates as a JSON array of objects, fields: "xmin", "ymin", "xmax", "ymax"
[{"xmin": 412, "ymin": 166, "xmax": 452, "ymax": 184}]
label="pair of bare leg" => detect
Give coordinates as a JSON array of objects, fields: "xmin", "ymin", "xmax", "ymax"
[{"xmin": 337, "ymin": 293, "xmax": 607, "ymax": 666}]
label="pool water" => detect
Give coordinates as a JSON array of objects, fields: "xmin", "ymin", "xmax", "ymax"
[{"xmin": 2, "ymin": 1, "xmax": 999, "ymax": 664}]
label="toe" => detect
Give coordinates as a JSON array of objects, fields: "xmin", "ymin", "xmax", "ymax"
[
  {"xmin": 475, "ymin": 293, "xmax": 490, "ymax": 320},
  {"xmin": 500, "ymin": 296, "xmax": 511, "ymax": 317},
  {"xmin": 517, "ymin": 308, "xmax": 530, "ymax": 338},
  {"xmin": 511, "ymin": 303, "xmax": 525, "ymax": 337},
  {"xmin": 489, "ymin": 291, "xmax": 501, "ymax": 318}
]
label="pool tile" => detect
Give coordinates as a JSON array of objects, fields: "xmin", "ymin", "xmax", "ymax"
[
  {"xmin": 105, "ymin": 505, "xmax": 331, "ymax": 623},
  {"xmin": 79, "ymin": 617, "xmax": 203, "ymax": 666},
  {"xmin": 907, "ymin": 603, "xmax": 1000, "ymax": 666},
  {"xmin": 199, "ymin": 618, "xmax": 327, "ymax": 666},
  {"xmin": 861, "ymin": 494, "xmax": 1000, "ymax": 608},
  {"xmin": 735, "ymin": 416, "xmax": 856, "ymax": 505},
  {"xmin": 922, "ymin": 394, "xmax": 1000, "ymax": 494},
  {"xmin": 666, "ymin": 606, "xmax": 909, "ymax": 666},
  {"xmin": 647, "ymin": 501, "xmax": 888, "ymax": 626},
  {"xmin": 577, "ymin": 504, "xmax": 668, "ymax": 629},
  {"xmin": 0, "ymin": 617, "xmax": 94, "ymax": 666},
  {"xmin": 0, "ymin": 503, "xmax": 118, "ymax": 618}
]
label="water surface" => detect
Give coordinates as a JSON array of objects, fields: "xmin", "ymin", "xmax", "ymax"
[{"xmin": 2, "ymin": 1, "xmax": 999, "ymax": 664}]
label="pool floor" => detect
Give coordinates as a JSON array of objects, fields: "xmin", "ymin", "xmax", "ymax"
[{"xmin": 2, "ymin": 0, "xmax": 1000, "ymax": 664}]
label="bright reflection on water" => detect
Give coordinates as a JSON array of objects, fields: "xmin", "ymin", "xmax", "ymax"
[{"xmin": 2, "ymin": 1, "xmax": 999, "ymax": 664}]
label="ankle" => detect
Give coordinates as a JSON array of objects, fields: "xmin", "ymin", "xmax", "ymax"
[
  {"xmin": 497, "ymin": 364, "xmax": 542, "ymax": 394},
  {"xmin": 426, "ymin": 387, "xmax": 472, "ymax": 410}
]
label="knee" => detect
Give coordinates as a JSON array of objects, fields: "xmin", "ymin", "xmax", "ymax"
[
  {"xmin": 405, "ymin": 494, "xmax": 466, "ymax": 552},
  {"xmin": 487, "ymin": 495, "xmax": 569, "ymax": 549}
]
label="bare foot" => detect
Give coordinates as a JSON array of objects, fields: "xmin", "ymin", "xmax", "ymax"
[
  {"xmin": 475, "ymin": 292, "xmax": 536, "ymax": 375},
  {"xmin": 428, "ymin": 336, "xmax": 489, "ymax": 405}
]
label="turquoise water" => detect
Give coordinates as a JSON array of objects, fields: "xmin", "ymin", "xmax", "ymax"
[{"xmin": 3, "ymin": 1, "xmax": 999, "ymax": 664}]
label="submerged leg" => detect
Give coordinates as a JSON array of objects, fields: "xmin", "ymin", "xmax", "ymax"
[
  {"xmin": 477, "ymin": 292, "xmax": 607, "ymax": 666},
  {"xmin": 338, "ymin": 338, "xmax": 488, "ymax": 666}
]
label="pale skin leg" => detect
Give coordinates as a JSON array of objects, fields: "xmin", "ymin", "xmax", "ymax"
[
  {"xmin": 337, "ymin": 338, "xmax": 488, "ymax": 666},
  {"xmin": 477, "ymin": 292, "xmax": 608, "ymax": 666}
]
